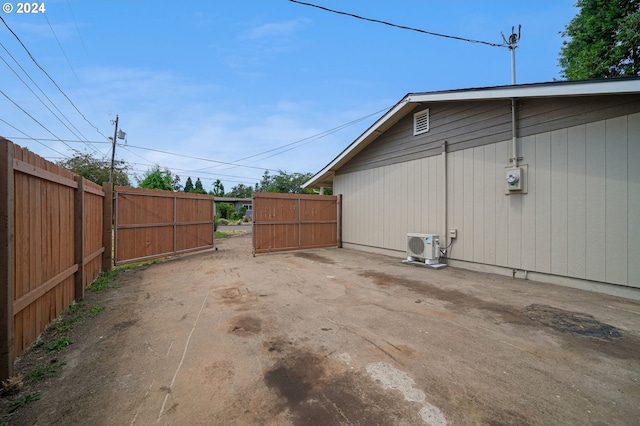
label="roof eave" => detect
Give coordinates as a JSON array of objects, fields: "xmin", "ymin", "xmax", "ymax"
[{"xmin": 303, "ymin": 78, "xmax": 640, "ymax": 190}]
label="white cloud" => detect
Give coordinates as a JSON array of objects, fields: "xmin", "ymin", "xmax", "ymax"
[{"xmin": 245, "ymin": 18, "xmax": 310, "ymax": 40}]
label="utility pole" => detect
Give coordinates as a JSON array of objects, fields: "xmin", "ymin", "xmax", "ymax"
[{"xmin": 109, "ymin": 114, "xmax": 119, "ymax": 183}]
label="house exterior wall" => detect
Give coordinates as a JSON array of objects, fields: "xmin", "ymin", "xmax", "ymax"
[
  {"xmin": 334, "ymin": 98, "xmax": 640, "ymax": 290},
  {"xmin": 338, "ymin": 155, "xmax": 445, "ymax": 253}
]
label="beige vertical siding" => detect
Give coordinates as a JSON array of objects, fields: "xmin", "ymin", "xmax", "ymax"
[
  {"xmin": 629, "ymin": 116, "xmax": 640, "ymax": 284},
  {"xmin": 337, "ymin": 155, "xmax": 444, "ymax": 253},
  {"xmin": 335, "ymin": 112, "xmax": 640, "ymax": 289}
]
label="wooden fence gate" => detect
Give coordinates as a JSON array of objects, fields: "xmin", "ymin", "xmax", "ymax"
[
  {"xmin": 114, "ymin": 187, "xmax": 215, "ymax": 265},
  {"xmin": 252, "ymin": 192, "xmax": 341, "ymax": 255}
]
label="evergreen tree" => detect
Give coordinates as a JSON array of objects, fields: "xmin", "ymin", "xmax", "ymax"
[
  {"xmin": 559, "ymin": 0, "xmax": 640, "ymax": 79},
  {"xmin": 184, "ymin": 177, "xmax": 194, "ymax": 192},
  {"xmin": 194, "ymin": 178, "xmax": 205, "ymax": 194}
]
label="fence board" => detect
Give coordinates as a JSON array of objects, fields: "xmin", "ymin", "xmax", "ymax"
[
  {"xmin": 114, "ymin": 187, "xmax": 215, "ymax": 265},
  {"xmin": 0, "ymin": 138, "xmax": 109, "ymax": 380},
  {"xmin": 252, "ymin": 192, "xmax": 339, "ymax": 254}
]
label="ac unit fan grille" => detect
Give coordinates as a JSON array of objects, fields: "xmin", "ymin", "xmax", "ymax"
[{"xmin": 408, "ymin": 236, "xmax": 425, "ymax": 256}]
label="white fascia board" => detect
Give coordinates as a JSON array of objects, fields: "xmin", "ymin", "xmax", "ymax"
[{"xmin": 408, "ymin": 80, "xmax": 640, "ymax": 103}]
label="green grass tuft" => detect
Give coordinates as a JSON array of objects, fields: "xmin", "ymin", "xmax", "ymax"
[
  {"xmin": 88, "ymin": 306, "xmax": 106, "ymax": 318},
  {"xmin": 45, "ymin": 337, "xmax": 73, "ymax": 352},
  {"xmin": 9, "ymin": 392, "xmax": 42, "ymax": 413},
  {"xmin": 29, "ymin": 362, "xmax": 65, "ymax": 382}
]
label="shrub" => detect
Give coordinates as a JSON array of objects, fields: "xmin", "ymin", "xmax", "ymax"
[
  {"xmin": 216, "ymin": 203, "xmax": 234, "ymax": 219},
  {"xmin": 230, "ymin": 211, "xmax": 240, "ymax": 221},
  {"xmin": 218, "ymin": 218, "xmax": 229, "ymax": 226}
]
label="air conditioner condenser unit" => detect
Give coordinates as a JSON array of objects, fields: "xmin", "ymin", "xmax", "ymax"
[{"xmin": 406, "ymin": 233, "xmax": 440, "ymax": 265}]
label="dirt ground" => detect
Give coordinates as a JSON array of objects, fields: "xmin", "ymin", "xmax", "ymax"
[{"xmin": 3, "ymin": 233, "xmax": 640, "ymax": 425}]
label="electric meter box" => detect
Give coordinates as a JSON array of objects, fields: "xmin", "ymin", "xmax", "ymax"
[{"xmin": 506, "ymin": 167, "xmax": 522, "ymax": 191}]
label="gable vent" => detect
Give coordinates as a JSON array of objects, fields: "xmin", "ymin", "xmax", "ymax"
[{"xmin": 413, "ymin": 108, "xmax": 430, "ymax": 135}]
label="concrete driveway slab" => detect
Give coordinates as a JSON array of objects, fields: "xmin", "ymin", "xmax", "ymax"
[{"xmin": 8, "ymin": 233, "xmax": 640, "ymax": 425}]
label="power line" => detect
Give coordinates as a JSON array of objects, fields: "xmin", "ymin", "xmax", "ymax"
[
  {"xmin": 44, "ymin": 13, "xmax": 83, "ymax": 88},
  {"xmin": 289, "ymin": 0, "xmax": 508, "ymax": 48},
  {"xmin": 0, "ymin": 50, "xmax": 101, "ymax": 156},
  {"xmin": 233, "ymin": 106, "xmax": 388, "ymax": 164},
  {"xmin": 0, "ymin": 15, "xmax": 111, "ymax": 141},
  {"xmin": 195, "ymin": 105, "xmax": 391, "ymax": 173},
  {"xmin": 66, "ymin": 0, "xmax": 90, "ymax": 59},
  {"xmin": 0, "ymin": 40, "xmax": 101, "ymax": 154},
  {"xmin": 123, "ymin": 144, "xmax": 277, "ymax": 172},
  {"xmin": 0, "ymin": 118, "xmax": 68, "ymax": 157},
  {"xmin": 7, "ymin": 104, "xmax": 392, "ymax": 175},
  {"xmin": 2, "ymin": 136, "xmax": 109, "ymax": 144},
  {"xmin": 43, "ymin": 12, "xmax": 105, "ymax": 156},
  {"xmin": 0, "ymin": 90, "xmax": 77, "ymax": 152}
]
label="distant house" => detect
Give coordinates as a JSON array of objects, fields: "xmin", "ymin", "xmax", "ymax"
[
  {"xmin": 304, "ymin": 78, "xmax": 640, "ymax": 298},
  {"xmin": 214, "ymin": 197, "xmax": 252, "ymax": 217}
]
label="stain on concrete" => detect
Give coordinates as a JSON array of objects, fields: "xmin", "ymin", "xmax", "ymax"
[
  {"xmin": 522, "ymin": 304, "xmax": 622, "ymax": 338},
  {"xmin": 293, "ymin": 252, "xmax": 335, "ymax": 265},
  {"xmin": 228, "ymin": 315, "xmax": 262, "ymax": 336},
  {"xmin": 359, "ymin": 270, "xmax": 522, "ymax": 323},
  {"xmin": 264, "ymin": 344, "xmax": 421, "ymax": 425},
  {"xmin": 359, "ymin": 271, "xmax": 640, "ymax": 360},
  {"xmin": 215, "ymin": 285, "xmax": 254, "ymax": 306}
]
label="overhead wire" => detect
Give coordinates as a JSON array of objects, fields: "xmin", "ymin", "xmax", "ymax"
[
  {"xmin": 66, "ymin": 0, "xmax": 90, "ymax": 58},
  {"xmin": 288, "ymin": 0, "xmax": 509, "ymax": 48},
  {"xmin": 0, "ymin": 50, "xmax": 101, "ymax": 156},
  {"xmin": 42, "ymin": 12, "xmax": 106, "ymax": 157},
  {"xmin": 195, "ymin": 105, "xmax": 391, "ymax": 173},
  {"xmin": 6, "ymin": 102, "xmax": 392, "ymax": 181},
  {"xmin": 123, "ymin": 144, "xmax": 277, "ymax": 172},
  {"xmin": 0, "ymin": 118, "xmax": 68, "ymax": 157},
  {"xmin": 240, "ymin": 107, "xmax": 388, "ymax": 167},
  {"xmin": 0, "ymin": 89, "xmax": 78, "ymax": 152},
  {"xmin": 0, "ymin": 40, "xmax": 101, "ymax": 151},
  {"xmin": 0, "ymin": 15, "xmax": 111, "ymax": 141}
]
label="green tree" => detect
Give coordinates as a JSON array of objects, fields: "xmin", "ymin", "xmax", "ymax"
[
  {"xmin": 137, "ymin": 165, "xmax": 181, "ymax": 191},
  {"xmin": 226, "ymin": 183, "xmax": 252, "ymax": 198},
  {"xmin": 184, "ymin": 177, "xmax": 194, "ymax": 192},
  {"xmin": 559, "ymin": 0, "xmax": 640, "ymax": 79},
  {"xmin": 194, "ymin": 178, "xmax": 205, "ymax": 194},
  {"xmin": 57, "ymin": 151, "xmax": 131, "ymax": 186},
  {"xmin": 256, "ymin": 170, "xmax": 313, "ymax": 194},
  {"xmin": 212, "ymin": 179, "xmax": 225, "ymax": 197},
  {"xmin": 216, "ymin": 202, "xmax": 234, "ymax": 219}
]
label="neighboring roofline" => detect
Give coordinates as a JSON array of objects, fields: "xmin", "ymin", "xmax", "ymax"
[
  {"xmin": 303, "ymin": 78, "xmax": 640, "ymax": 189},
  {"xmin": 214, "ymin": 197, "xmax": 252, "ymax": 202}
]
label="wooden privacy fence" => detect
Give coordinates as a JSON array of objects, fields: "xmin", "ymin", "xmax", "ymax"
[
  {"xmin": 113, "ymin": 187, "xmax": 215, "ymax": 265},
  {"xmin": 0, "ymin": 138, "xmax": 112, "ymax": 379},
  {"xmin": 252, "ymin": 192, "xmax": 341, "ymax": 255}
]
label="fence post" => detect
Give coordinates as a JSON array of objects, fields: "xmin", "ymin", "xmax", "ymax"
[
  {"xmin": 74, "ymin": 176, "xmax": 85, "ymax": 302},
  {"xmin": 102, "ymin": 183, "xmax": 113, "ymax": 271},
  {"xmin": 0, "ymin": 138, "xmax": 15, "ymax": 380}
]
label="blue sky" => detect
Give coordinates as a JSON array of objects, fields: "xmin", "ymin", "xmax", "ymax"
[{"xmin": 0, "ymin": 0, "xmax": 577, "ymax": 192}]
